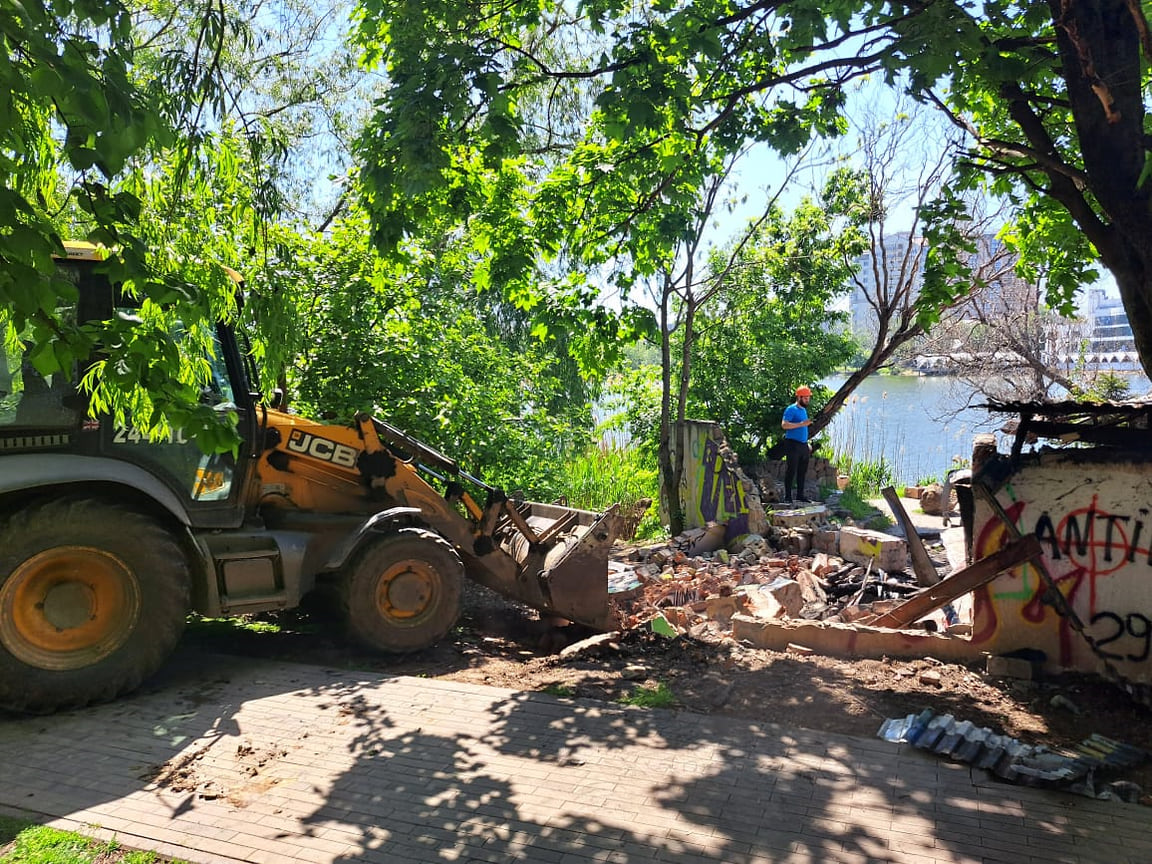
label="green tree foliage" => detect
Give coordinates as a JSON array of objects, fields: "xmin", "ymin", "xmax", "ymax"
[
  {"xmin": 277, "ymin": 211, "xmax": 598, "ymax": 496},
  {"xmin": 0, "ymin": 1, "xmax": 270, "ymax": 446},
  {"xmin": 1, "ymin": 0, "xmax": 367, "ymax": 448},
  {"xmin": 686, "ymin": 200, "xmax": 858, "ymax": 462},
  {"xmin": 353, "ymin": 0, "xmax": 1152, "ymax": 375},
  {"xmin": 1082, "ymin": 371, "xmax": 1131, "ymax": 404}
]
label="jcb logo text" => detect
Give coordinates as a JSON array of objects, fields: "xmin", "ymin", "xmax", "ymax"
[{"xmin": 286, "ymin": 430, "xmax": 358, "ymax": 469}]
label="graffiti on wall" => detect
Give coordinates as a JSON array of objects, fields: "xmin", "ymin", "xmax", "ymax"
[
  {"xmin": 975, "ymin": 491, "xmax": 1152, "ymax": 669},
  {"xmin": 683, "ymin": 431, "xmax": 749, "ymax": 536}
]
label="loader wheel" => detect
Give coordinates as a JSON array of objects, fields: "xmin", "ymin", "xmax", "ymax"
[
  {"xmin": 342, "ymin": 528, "xmax": 463, "ymax": 653},
  {"xmin": 0, "ymin": 498, "xmax": 190, "ymax": 713}
]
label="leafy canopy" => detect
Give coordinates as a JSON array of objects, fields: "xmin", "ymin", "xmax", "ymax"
[
  {"xmin": 1, "ymin": 0, "xmax": 363, "ymax": 447},
  {"xmin": 280, "ymin": 209, "xmax": 600, "ymax": 496},
  {"xmin": 353, "ymin": 0, "xmax": 1152, "ymax": 372}
]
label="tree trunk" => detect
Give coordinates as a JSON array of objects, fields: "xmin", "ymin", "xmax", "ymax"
[
  {"xmin": 1110, "ymin": 254, "xmax": 1152, "ymax": 379},
  {"xmin": 1046, "ymin": 0, "xmax": 1152, "ymax": 376},
  {"xmin": 657, "ymin": 285, "xmax": 686, "ymax": 536}
]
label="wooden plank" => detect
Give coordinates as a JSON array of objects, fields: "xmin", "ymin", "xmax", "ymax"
[
  {"xmin": 881, "ymin": 485, "xmax": 940, "ymax": 587},
  {"xmin": 868, "ymin": 534, "xmax": 1042, "ymax": 629},
  {"xmin": 972, "ymin": 481, "xmax": 1086, "ymax": 631}
]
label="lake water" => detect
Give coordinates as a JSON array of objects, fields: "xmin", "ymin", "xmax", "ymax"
[{"xmin": 821, "ymin": 373, "xmax": 1151, "ymax": 486}]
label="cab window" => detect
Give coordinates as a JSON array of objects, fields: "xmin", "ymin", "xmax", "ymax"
[{"xmin": 0, "ymin": 322, "xmax": 79, "ymax": 429}]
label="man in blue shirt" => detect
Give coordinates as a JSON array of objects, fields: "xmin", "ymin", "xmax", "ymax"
[{"xmin": 781, "ymin": 385, "xmax": 813, "ymax": 504}]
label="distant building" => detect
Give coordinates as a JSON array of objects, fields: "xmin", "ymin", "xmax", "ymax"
[
  {"xmin": 848, "ymin": 231, "xmax": 1140, "ymax": 372},
  {"xmin": 1053, "ymin": 288, "xmax": 1140, "ymax": 370},
  {"xmin": 847, "ymin": 231, "xmax": 1028, "ymax": 340},
  {"xmin": 847, "ymin": 232, "xmax": 926, "ymax": 338}
]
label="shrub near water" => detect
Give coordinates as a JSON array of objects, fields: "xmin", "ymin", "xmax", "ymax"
[
  {"xmin": 831, "ymin": 450, "xmax": 896, "ymax": 497},
  {"xmin": 556, "ymin": 443, "xmax": 664, "ymax": 539}
]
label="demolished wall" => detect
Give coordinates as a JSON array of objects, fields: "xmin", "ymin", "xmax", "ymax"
[
  {"xmin": 970, "ymin": 449, "xmax": 1152, "ymax": 684},
  {"xmin": 670, "ymin": 420, "xmax": 767, "ymax": 537}
]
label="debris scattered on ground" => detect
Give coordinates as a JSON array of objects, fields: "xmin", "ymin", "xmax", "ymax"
[
  {"xmin": 608, "ymin": 493, "xmax": 959, "ymax": 639},
  {"xmin": 878, "ymin": 709, "xmax": 1149, "ymax": 801},
  {"xmin": 144, "ymin": 737, "xmax": 289, "ymax": 804}
]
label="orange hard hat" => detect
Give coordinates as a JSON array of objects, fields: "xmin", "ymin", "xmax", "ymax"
[{"xmin": 795, "ymin": 386, "xmax": 812, "ymax": 397}]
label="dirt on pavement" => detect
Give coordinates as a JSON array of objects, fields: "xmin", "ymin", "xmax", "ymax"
[{"xmin": 184, "ymin": 573, "xmax": 1152, "ymax": 800}]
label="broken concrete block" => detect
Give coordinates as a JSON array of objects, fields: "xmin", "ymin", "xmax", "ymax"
[
  {"xmin": 735, "ymin": 533, "xmax": 768, "ymax": 555},
  {"xmin": 811, "ymin": 528, "xmax": 839, "ymax": 555},
  {"xmin": 839, "ymin": 605, "xmax": 876, "ymax": 623},
  {"xmin": 838, "ymin": 526, "xmax": 907, "ymax": 572},
  {"xmin": 559, "ymin": 632, "xmax": 619, "ymax": 660},
  {"xmin": 689, "ymin": 594, "xmax": 747, "ymax": 624},
  {"xmin": 739, "ymin": 577, "xmax": 804, "ymax": 619},
  {"xmin": 764, "ymin": 576, "xmax": 804, "ymax": 617},
  {"xmin": 769, "ymin": 506, "xmax": 825, "ymax": 529},
  {"xmin": 782, "ymin": 529, "xmax": 812, "ymax": 555},
  {"xmin": 740, "ymin": 586, "xmax": 784, "ymax": 619},
  {"xmin": 738, "ymin": 585, "xmax": 783, "ymax": 619},
  {"xmin": 793, "ymin": 570, "xmax": 826, "ymax": 605},
  {"xmin": 988, "ymin": 655, "xmax": 1034, "ymax": 680},
  {"xmin": 686, "ymin": 522, "xmax": 727, "ymax": 556}
]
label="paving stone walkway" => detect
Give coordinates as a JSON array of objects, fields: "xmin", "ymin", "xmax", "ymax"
[{"xmin": 1, "ymin": 647, "xmax": 1149, "ymax": 864}]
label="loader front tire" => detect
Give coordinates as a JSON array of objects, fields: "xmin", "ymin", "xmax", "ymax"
[
  {"xmin": 342, "ymin": 528, "xmax": 462, "ymax": 653},
  {"xmin": 0, "ymin": 498, "xmax": 190, "ymax": 713}
]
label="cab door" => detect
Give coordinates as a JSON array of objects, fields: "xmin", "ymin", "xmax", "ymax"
[
  {"xmin": 99, "ymin": 321, "xmax": 257, "ymax": 529},
  {"xmin": 57, "ymin": 254, "xmax": 260, "ymax": 529}
]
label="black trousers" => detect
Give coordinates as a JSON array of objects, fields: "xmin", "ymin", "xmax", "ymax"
[{"xmin": 783, "ymin": 438, "xmax": 810, "ymax": 501}]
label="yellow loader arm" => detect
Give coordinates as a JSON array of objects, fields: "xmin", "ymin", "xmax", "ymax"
[{"xmin": 353, "ymin": 414, "xmax": 624, "ymax": 630}]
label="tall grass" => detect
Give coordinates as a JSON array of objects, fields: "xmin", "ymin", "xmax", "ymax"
[
  {"xmin": 834, "ymin": 449, "xmax": 893, "ymax": 497},
  {"xmin": 556, "ymin": 442, "xmax": 665, "ymax": 539},
  {"xmin": 830, "ymin": 450, "xmax": 896, "ymax": 498},
  {"xmin": 826, "ymin": 391, "xmax": 902, "ymax": 494}
]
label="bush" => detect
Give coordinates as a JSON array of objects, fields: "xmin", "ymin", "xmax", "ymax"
[{"xmin": 830, "ymin": 451, "xmax": 895, "ymax": 498}]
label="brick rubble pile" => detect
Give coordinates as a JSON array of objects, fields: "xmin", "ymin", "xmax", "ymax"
[{"xmin": 608, "ymin": 500, "xmax": 949, "ymax": 640}]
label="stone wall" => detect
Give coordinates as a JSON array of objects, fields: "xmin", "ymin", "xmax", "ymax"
[{"xmin": 750, "ymin": 455, "xmax": 839, "ymax": 503}]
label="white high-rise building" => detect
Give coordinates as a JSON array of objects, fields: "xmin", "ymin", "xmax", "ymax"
[{"xmin": 1058, "ymin": 287, "xmax": 1139, "ymax": 369}]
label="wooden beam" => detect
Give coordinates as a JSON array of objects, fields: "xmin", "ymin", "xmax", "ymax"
[
  {"xmin": 881, "ymin": 486, "xmax": 940, "ymax": 587},
  {"xmin": 867, "ymin": 535, "xmax": 1042, "ymax": 629}
]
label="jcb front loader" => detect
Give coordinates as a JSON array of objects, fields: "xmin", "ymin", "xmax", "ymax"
[{"xmin": 0, "ymin": 246, "xmax": 623, "ymax": 713}]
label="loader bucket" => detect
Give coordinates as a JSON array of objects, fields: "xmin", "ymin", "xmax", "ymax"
[{"xmin": 492, "ymin": 502, "xmax": 624, "ymax": 631}]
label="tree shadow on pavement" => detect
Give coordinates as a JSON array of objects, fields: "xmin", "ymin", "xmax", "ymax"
[{"xmin": 0, "ymin": 646, "xmax": 1143, "ymax": 864}]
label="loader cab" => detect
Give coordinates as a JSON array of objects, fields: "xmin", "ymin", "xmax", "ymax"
[{"xmin": 0, "ymin": 244, "xmax": 258, "ymax": 529}]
